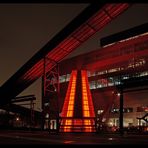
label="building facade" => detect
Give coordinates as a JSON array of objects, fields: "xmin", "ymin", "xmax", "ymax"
[{"xmin": 43, "ymin": 23, "xmax": 148, "ymax": 132}]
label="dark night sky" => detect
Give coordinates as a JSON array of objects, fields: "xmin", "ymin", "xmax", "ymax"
[{"xmin": 0, "ymin": 3, "xmax": 148, "ymax": 110}]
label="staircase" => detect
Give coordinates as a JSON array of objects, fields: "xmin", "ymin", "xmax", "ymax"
[{"xmin": 60, "ymin": 70, "xmax": 96, "ymax": 132}]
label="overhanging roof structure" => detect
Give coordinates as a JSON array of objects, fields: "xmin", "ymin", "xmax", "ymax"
[
  {"xmin": 59, "ymin": 32, "xmax": 148, "ymax": 75},
  {"xmin": 100, "ymin": 22, "xmax": 148, "ymax": 47},
  {"xmin": 84, "ymin": 33, "xmax": 148, "ymax": 71},
  {"xmin": 0, "ymin": 3, "xmax": 130, "ymax": 106}
]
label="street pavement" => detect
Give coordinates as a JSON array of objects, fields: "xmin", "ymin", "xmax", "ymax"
[{"xmin": 0, "ymin": 130, "xmax": 147, "ymax": 145}]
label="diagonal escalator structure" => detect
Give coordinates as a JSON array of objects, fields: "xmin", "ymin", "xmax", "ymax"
[{"xmin": 60, "ymin": 70, "xmax": 95, "ymax": 132}]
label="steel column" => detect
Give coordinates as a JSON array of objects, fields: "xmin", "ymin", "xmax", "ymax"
[
  {"xmin": 42, "ymin": 56, "xmax": 60, "ymax": 132},
  {"xmin": 119, "ymin": 88, "xmax": 124, "ymax": 136}
]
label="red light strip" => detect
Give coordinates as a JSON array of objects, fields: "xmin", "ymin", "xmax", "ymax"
[
  {"xmin": 87, "ymin": 10, "xmax": 110, "ymax": 31},
  {"xmin": 61, "ymin": 70, "xmax": 77, "ymax": 132},
  {"xmin": 21, "ymin": 59, "xmax": 44, "ymax": 81},
  {"xmin": 81, "ymin": 70, "xmax": 95, "ymax": 132},
  {"xmin": 57, "ymin": 37, "xmax": 80, "ymax": 52},
  {"xmin": 72, "ymin": 24, "xmax": 95, "ymax": 42},
  {"xmin": 105, "ymin": 4, "xmax": 129, "ymax": 18}
]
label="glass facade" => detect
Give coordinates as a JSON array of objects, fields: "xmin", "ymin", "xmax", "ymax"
[
  {"xmin": 110, "ymin": 108, "xmax": 133, "ymax": 113},
  {"xmin": 58, "ymin": 70, "xmax": 148, "ymax": 90}
]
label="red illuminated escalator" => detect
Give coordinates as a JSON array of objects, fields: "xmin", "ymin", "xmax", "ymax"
[
  {"xmin": 81, "ymin": 70, "xmax": 96, "ymax": 132},
  {"xmin": 60, "ymin": 70, "xmax": 96, "ymax": 132},
  {"xmin": 60, "ymin": 70, "xmax": 77, "ymax": 132}
]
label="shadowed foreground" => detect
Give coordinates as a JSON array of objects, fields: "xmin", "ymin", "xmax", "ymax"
[{"xmin": 0, "ymin": 130, "xmax": 147, "ymax": 145}]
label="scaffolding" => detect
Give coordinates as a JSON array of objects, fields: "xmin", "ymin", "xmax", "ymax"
[{"xmin": 42, "ymin": 56, "xmax": 60, "ymax": 132}]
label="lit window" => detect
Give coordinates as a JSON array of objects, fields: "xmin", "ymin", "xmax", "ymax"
[
  {"xmin": 44, "ymin": 103, "xmax": 49, "ymax": 107},
  {"xmin": 59, "ymin": 75, "xmax": 66, "ymax": 83},
  {"xmin": 97, "ymin": 110, "xmax": 104, "ymax": 115}
]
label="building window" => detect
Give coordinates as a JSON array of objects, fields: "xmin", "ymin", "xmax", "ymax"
[
  {"xmin": 111, "ymin": 108, "xmax": 133, "ymax": 113},
  {"xmin": 137, "ymin": 106, "xmax": 148, "ymax": 112},
  {"xmin": 124, "ymin": 108, "xmax": 133, "ymax": 113},
  {"xmin": 89, "ymin": 81, "xmax": 96, "ymax": 89},
  {"xmin": 66, "ymin": 74, "xmax": 71, "ymax": 82},
  {"xmin": 97, "ymin": 110, "xmax": 104, "ymax": 115},
  {"xmin": 108, "ymin": 77, "xmax": 114, "ymax": 86},
  {"xmin": 44, "ymin": 103, "xmax": 49, "ymax": 107},
  {"xmin": 111, "ymin": 108, "xmax": 119, "ymax": 113},
  {"xmin": 45, "ymin": 113, "xmax": 49, "ymax": 119},
  {"xmin": 59, "ymin": 75, "xmax": 66, "ymax": 83}
]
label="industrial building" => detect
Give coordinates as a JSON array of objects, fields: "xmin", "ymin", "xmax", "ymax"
[
  {"xmin": 60, "ymin": 23, "xmax": 148, "ymax": 132},
  {"xmin": 0, "ymin": 3, "xmax": 148, "ymax": 134}
]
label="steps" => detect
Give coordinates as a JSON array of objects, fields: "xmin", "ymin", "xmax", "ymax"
[{"xmin": 60, "ymin": 70, "xmax": 96, "ymax": 132}]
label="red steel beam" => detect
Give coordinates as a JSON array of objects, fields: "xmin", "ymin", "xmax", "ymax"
[
  {"xmin": 0, "ymin": 3, "xmax": 130, "ymax": 105},
  {"xmin": 20, "ymin": 3, "xmax": 130, "ymax": 82}
]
